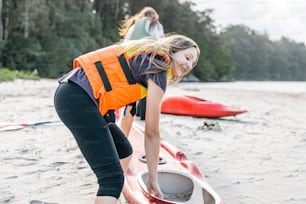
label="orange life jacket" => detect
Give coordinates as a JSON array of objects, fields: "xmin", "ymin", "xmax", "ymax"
[{"xmin": 73, "ymin": 45, "xmax": 170, "ymax": 115}]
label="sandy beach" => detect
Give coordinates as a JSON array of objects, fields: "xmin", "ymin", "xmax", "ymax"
[{"xmin": 1, "ymin": 79, "xmax": 305, "ymax": 204}]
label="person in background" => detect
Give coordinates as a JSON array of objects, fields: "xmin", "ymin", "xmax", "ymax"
[
  {"xmin": 119, "ymin": 7, "xmax": 165, "ymax": 136},
  {"xmin": 119, "ymin": 6, "xmax": 164, "ymax": 41},
  {"xmin": 54, "ymin": 34, "xmax": 200, "ymax": 204}
]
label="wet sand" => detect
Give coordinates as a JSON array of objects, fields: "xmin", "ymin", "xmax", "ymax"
[{"xmin": 1, "ymin": 79, "xmax": 305, "ymax": 204}]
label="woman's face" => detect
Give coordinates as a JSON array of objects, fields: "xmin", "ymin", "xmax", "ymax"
[{"xmin": 171, "ymin": 47, "xmax": 198, "ymax": 79}]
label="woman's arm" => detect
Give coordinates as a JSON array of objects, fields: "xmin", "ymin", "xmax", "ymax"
[
  {"xmin": 144, "ymin": 78, "xmax": 164, "ymax": 198},
  {"xmin": 119, "ymin": 104, "xmax": 135, "ymax": 136}
]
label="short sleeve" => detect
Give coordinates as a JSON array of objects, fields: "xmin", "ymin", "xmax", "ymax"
[{"xmin": 129, "ymin": 57, "xmax": 167, "ymax": 92}]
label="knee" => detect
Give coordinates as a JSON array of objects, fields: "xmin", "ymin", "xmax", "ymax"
[{"xmin": 96, "ymin": 164, "xmax": 124, "ymax": 199}]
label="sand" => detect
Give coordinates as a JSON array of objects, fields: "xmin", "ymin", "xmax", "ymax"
[{"xmin": 0, "ymin": 79, "xmax": 305, "ymax": 204}]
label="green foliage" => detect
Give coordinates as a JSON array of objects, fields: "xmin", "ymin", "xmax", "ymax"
[
  {"xmin": 0, "ymin": 68, "xmax": 16, "ymax": 81},
  {"xmin": 220, "ymin": 25, "xmax": 306, "ymax": 80},
  {"xmin": 1, "ymin": 0, "xmax": 305, "ymax": 81},
  {"xmin": 2, "ymin": 35, "xmax": 41, "ymax": 71},
  {"xmin": 0, "ymin": 68, "xmax": 40, "ymax": 82}
]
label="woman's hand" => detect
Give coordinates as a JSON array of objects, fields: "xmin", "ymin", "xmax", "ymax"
[{"xmin": 146, "ymin": 177, "xmax": 164, "ymax": 199}]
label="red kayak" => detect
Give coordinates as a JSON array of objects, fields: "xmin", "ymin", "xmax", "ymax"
[
  {"xmin": 161, "ymin": 95, "xmax": 246, "ymax": 118},
  {"xmin": 121, "ymin": 123, "xmax": 225, "ymax": 204}
]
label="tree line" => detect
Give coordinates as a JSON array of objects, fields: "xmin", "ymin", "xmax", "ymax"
[
  {"xmin": 0, "ymin": 0, "xmax": 305, "ymax": 81},
  {"xmin": 221, "ymin": 25, "xmax": 306, "ymax": 81}
]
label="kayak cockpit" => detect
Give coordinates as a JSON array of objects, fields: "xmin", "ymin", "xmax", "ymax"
[{"xmin": 137, "ymin": 169, "xmax": 221, "ymax": 204}]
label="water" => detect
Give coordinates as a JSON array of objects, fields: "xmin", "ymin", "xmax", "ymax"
[{"xmin": 193, "ymin": 81, "xmax": 306, "ymax": 94}]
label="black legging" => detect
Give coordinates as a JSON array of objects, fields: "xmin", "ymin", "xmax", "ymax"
[{"xmin": 54, "ymin": 82, "xmax": 132, "ymax": 199}]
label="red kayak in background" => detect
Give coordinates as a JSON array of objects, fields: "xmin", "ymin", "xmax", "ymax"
[
  {"xmin": 120, "ymin": 123, "xmax": 225, "ymax": 204},
  {"xmin": 161, "ymin": 95, "xmax": 247, "ymax": 118}
]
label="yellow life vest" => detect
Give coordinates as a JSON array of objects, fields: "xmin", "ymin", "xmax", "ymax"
[{"xmin": 73, "ymin": 45, "xmax": 170, "ymax": 115}]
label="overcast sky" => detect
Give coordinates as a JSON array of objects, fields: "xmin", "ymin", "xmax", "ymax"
[{"xmin": 187, "ymin": 0, "xmax": 306, "ymax": 44}]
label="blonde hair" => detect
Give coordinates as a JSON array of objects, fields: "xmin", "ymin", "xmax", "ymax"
[
  {"xmin": 120, "ymin": 34, "xmax": 200, "ymax": 84},
  {"xmin": 119, "ymin": 7, "xmax": 160, "ymax": 37}
]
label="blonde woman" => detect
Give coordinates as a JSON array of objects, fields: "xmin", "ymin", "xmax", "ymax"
[{"xmin": 54, "ymin": 34, "xmax": 200, "ymax": 204}]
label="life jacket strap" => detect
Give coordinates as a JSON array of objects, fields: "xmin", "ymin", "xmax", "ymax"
[
  {"xmin": 94, "ymin": 54, "xmax": 136, "ymax": 92},
  {"xmin": 118, "ymin": 54, "xmax": 136, "ymax": 84},
  {"xmin": 94, "ymin": 61, "xmax": 112, "ymax": 91}
]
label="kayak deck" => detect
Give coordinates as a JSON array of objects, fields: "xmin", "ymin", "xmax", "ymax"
[{"xmin": 122, "ymin": 123, "xmax": 225, "ymax": 204}]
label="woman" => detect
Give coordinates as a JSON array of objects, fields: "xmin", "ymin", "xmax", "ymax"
[
  {"xmin": 119, "ymin": 6, "xmax": 164, "ymax": 41},
  {"xmin": 54, "ymin": 34, "xmax": 200, "ymax": 204}
]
